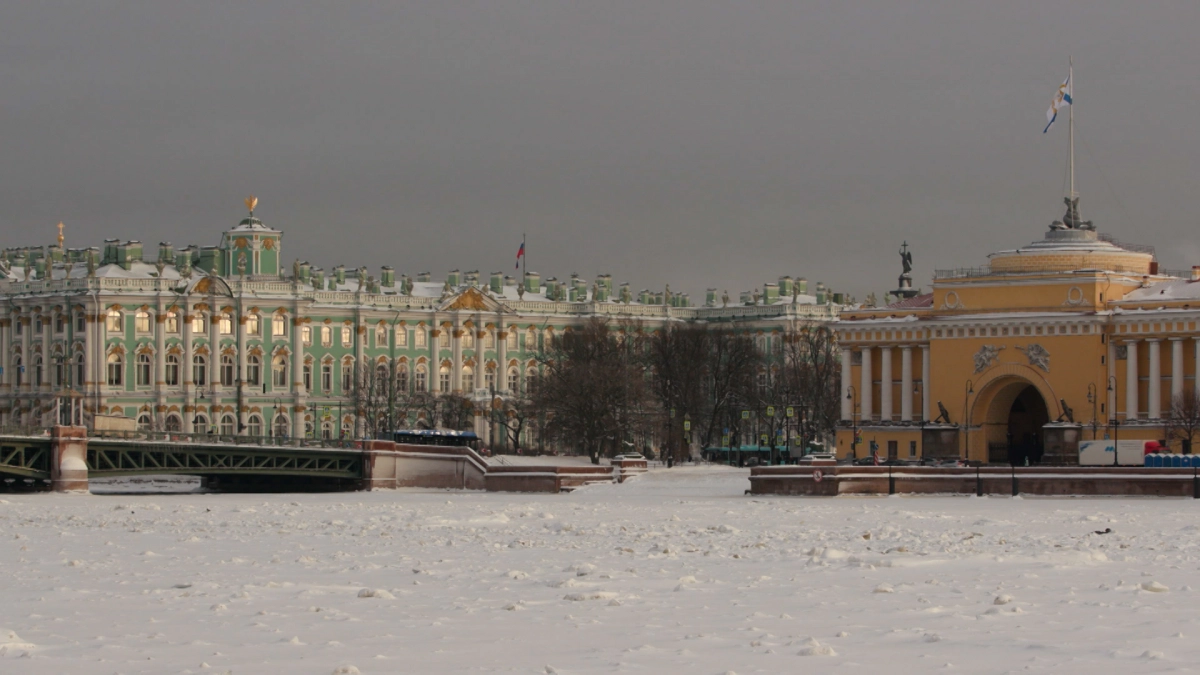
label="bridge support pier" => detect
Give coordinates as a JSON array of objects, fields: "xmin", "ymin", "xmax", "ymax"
[{"xmin": 51, "ymin": 426, "xmax": 89, "ymax": 493}]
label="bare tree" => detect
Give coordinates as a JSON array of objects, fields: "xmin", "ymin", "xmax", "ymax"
[
  {"xmin": 498, "ymin": 392, "xmax": 538, "ymax": 454},
  {"xmin": 780, "ymin": 321, "xmax": 841, "ymax": 449},
  {"xmin": 349, "ymin": 361, "xmax": 415, "ymax": 439},
  {"xmin": 1165, "ymin": 390, "xmax": 1200, "ymax": 454},
  {"xmin": 532, "ymin": 318, "xmax": 651, "ymax": 464}
]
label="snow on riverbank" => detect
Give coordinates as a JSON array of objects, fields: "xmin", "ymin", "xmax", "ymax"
[{"xmin": 2, "ymin": 465, "xmax": 1199, "ymax": 673}]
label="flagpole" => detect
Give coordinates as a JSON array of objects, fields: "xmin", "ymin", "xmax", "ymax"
[
  {"xmin": 521, "ymin": 232, "xmax": 526, "ymax": 284},
  {"xmin": 1068, "ymin": 56, "xmax": 1075, "ymax": 198}
]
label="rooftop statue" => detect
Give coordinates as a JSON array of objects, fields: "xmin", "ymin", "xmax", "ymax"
[{"xmin": 899, "ymin": 241, "xmax": 913, "ymax": 275}]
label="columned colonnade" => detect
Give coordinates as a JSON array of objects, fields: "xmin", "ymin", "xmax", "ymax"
[
  {"xmin": 1111, "ymin": 336, "xmax": 1200, "ymax": 421},
  {"xmin": 840, "ymin": 344, "xmax": 931, "ymax": 423}
]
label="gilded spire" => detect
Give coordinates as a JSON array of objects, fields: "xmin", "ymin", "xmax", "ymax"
[
  {"xmin": 244, "ymin": 195, "xmax": 258, "ymax": 216},
  {"xmin": 57, "ymin": 222, "xmax": 64, "ymax": 248}
]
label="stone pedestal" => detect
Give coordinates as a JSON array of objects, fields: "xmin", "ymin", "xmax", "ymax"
[
  {"xmin": 892, "ymin": 273, "xmax": 919, "ymax": 300},
  {"xmin": 921, "ymin": 425, "xmax": 960, "ymax": 460},
  {"xmin": 1042, "ymin": 423, "xmax": 1084, "ymax": 466},
  {"xmin": 50, "ymin": 425, "xmax": 89, "ymax": 493}
]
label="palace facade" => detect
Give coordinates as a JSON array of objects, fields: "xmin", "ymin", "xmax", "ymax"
[
  {"xmin": 0, "ymin": 203, "xmax": 842, "ymax": 443},
  {"xmin": 835, "ymin": 203, "xmax": 1200, "ymax": 464}
]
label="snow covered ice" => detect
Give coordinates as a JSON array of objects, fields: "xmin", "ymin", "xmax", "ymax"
[{"xmin": 2, "ymin": 465, "xmax": 1200, "ymax": 673}]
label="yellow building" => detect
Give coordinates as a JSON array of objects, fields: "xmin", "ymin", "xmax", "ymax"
[{"xmin": 834, "ymin": 216, "xmax": 1200, "ymax": 464}]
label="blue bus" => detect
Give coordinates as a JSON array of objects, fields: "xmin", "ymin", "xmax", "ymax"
[{"xmin": 392, "ymin": 429, "xmax": 481, "ymax": 451}]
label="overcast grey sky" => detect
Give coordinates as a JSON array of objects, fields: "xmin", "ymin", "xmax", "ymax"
[{"xmin": 2, "ymin": 1, "xmax": 1198, "ymax": 299}]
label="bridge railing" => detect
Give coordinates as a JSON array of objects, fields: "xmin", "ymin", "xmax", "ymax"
[{"xmin": 58, "ymin": 427, "xmax": 363, "ymax": 450}]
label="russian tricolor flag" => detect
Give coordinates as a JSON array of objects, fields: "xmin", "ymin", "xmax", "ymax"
[{"xmin": 515, "ymin": 242, "xmax": 525, "ymax": 269}]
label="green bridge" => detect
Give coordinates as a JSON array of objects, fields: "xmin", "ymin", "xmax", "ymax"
[{"xmin": 0, "ymin": 432, "xmax": 365, "ymax": 491}]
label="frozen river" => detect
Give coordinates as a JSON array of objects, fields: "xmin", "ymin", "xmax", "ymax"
[{"xmin": 2, "ymin": 465, "xmax": 1199, "ymax": 673}]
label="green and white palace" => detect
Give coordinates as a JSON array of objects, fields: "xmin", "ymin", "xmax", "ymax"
[{"xmin": 0, "ymin": 200, "xmax": 844, "ymax": 443}]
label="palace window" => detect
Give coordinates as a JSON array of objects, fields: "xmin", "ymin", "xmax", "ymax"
[
  {"xmin": 220, "ymin": 414, "xmax": 235, "ymax": 436},
  {"xmin": 439, "ymin": 365, "xmax": 450, "ymax": 393},
  {"xmin": 414, "ymin": 365, "xmax": 427, "ymax": 391},
  {"xmin": 397, "ymin": 364, "xmax": 409, "ymax": 391},
  {"xmin": 272, "ymin": 355, "xmax": 287, "ymax": 387},
  {"xmin": 376, "ymin": 363, "xmax": 389, "ymax": 383},
  {"xmin": 525, "ymin": 367, "xmax": 537, "ymax": 393},
  {"xmin": 165, "ymin": 353, "xmax": 180, "ymax": 386},
  {"xmin": 321, "ymin": 362, "xmax": 332, "ymax": 392},
  {"xmin": 193, "ymin": 354, "xmax": 207, "ymax": 386},
  {"xmin": 526, "ymin": 329, "xmax": 536, "ymax": 350},
  {"xmin": 246, "ymin": 314, "xmax": 260, "ymax": 336},
  {"xmin": 485, "ymin": 331, "xmax": 495, "ymax": 350},
  {"xmin": 302, "ymin": 326, "xmax": 312, "ymax": 345},
  {"xmin": 220, "ymin": 354, "xmax": 235, "ymax": 386},
  {"xmin": 192, "ymin": 314, "xmax": 205, "ymax": 333},
  {"xmin": 321, "ymin": 420, "xmax": 333, "ymax": 440},
  {"xmin": 341, "ymin": 327, "xmax": 352, "ymax": 347},
  {"xmin": 505, "ymin": 331, "xmax": 516, "ymax": 350},
  {"xmin": 321, "ymin": 326, "xmax": 332, "ymax": 347},
  {"xmin": 246, "ymin": 414, "xmax": 262, "ymax": 437},
  {"xmin": 508, "ymin": 367, "xmax": 519, "ymax": 392},
  {"xmin": 74, "ymin": 354, "xmax": 85, "ymax": 386},
  {"xmin": 438, "ymin": 331, "xmax": 449, "ymax": 349},
  {"xmin": 106, "ymin": 309, "xmax": 123, "ymax": 333},
  {"xmin": 273, "ymin": 414, "xmax": 289, "ymax": 438},
  {"xmin": 396, "ymin": 326, "xmax": 407, "ymax": 347},
  {"xmin": 54, "ymin": 314, "xmax": 65, "ymax": 334},
  {"xmin": 54, "ymin": 356, "xmax": 64, "ymax": 386},
  {"xmin": 136, "ymin": 353, "xmax": 152, "ymax": 386},
  {"xmin": 137, "ymin": 413, "xmax": 152, "ymax": 431},
  {"xmin": 165, "ymin": 311, "xmax": 179, "ymax": 333},
  {"xmin": 12, "ymin": 355, "xmax": 21, "ymax": 387},
  {"xmin": 164, "ymin": 414, "xmax": 181, "ymax": 433},
  {"xmin": 34, "ymin": 317, "xmax": 43, "ymax": 335},
  {"xmin": 33, "ymin": 355, "xmax": 43, "ymax": 387},
  {"xmin": 135, "ymin": 311, "xmax": 151, "ymax": 333},
  {"xmin": 484, "ymin": 367, "xmax": 495, "ymax": 391},
  {"xmin": 75, "ymin": 312, "xmax": 85, "ymax": 333},
  {"xmin": 106, "ymin": 353, "xmax": 123, "ymax": 386},
  {"xmin": 303, "ymin": 361, "xmax": 313, "ymax": 392},
  {"xmin": 341, "ymin": 359, "xmax": 353, "ymax": 392},
  {"xmin": 219, "ymin": 314, "xmax": 233, "ymax": 335},
  {"xmin": 272, "ymin": 317, "xmax": 286, "ymax": 337},
  {"xmin": 375, "ymin": 325, "xmax": 387, "ymax": 347},
  {"xmin": 247, "ymin": 354, "xmax": 261, "ymax": 386},
  {"xmin": 462, "ymin": 365, "xmax": 474, "ymax": 392},
  {"xmin": 194, "ymin": 413, "xmax": 209, "ymax": 434},
  {"xmin": 415, "ymin": 329, "xmax": 426, "ymax": 347},
  {"xmin": 462, "ymin": 331, "xmax": 474, "ymax": 349},
  {"xmin": 13, "ymin": 319, "xmax": 21, "ymax": 336}
]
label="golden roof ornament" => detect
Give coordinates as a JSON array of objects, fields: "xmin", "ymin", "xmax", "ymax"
[
  {"xmin": 244, "ymin": 196, "xmax": 258, "ymax": 216},
  {"xmin": 57, "ymin": 222, "xmax": 64, "ymax": 248}
]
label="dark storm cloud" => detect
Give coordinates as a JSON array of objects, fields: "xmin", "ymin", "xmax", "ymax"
[{"xmin": 2, "ymin": 1, "xmax": 1198, "ymax": 299}]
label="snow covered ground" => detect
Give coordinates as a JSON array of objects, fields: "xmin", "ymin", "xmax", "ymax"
[{"xmin": 2, "ymin": 465, "xmax": 1200, "ymax": 674}]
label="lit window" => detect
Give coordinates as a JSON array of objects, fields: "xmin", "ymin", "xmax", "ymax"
[
  {"xmin": 272, "ymin": 355, "xmax": 287, "ymax": 387},
  {"xmin": 321, "ymin": 326, "xmax": 332, "ymax": 347},
  {"xmin": 396, "ymin": 326, "xmax": 408, "ymax": 347},
  {"xmin": 246, "ymin": 314, "xmax": 260, "ymax": 336},
  {"xmin": 272, "ymin": 317, "xmax": 286, "ymax": 337},
  {"xmin": 506, "ymin": 331, "xmax": 517, "ymax": 350},
  {"xmin": 219, "ymin": 314, "xmax": 232, "ymax": 335},
  {"xmin": 302, "ymin": 326, "xmax": 312, "ymax": 345},
  {"xmin": 191, "ymin": 314, "xmax": 205, "ymax": 333},
  {"xmin": 106, "ymin": 310, "xmax": 123, "ymax": 332},
  {"xmin": 415, "ymin": 329, "xmax": 426, "ymax": 347},
  {"xmin": 439, "ymin": 365, "xmax": 450, "ymax": 392},
  {"xmin": 135, "ymin": 311, "xmax": 151, "ymax": 333},
  {"xmin": 462, "ymin": 366, "xmax": 474, "ymax": 392},
  {"xmin": 106, "ymin": 353, "xmax": 123, "ymax": 386},
  {"xmin": 341, "ymin": 327, "xmax": 352, "ymax": 347},
  {"xmin": 375, "ymin": 325, "xmax": 387, "ymax": 346},
  {"xmin": 438, "ymin": 331, "xmax": 449, "ymax": 349},
  {"xmin": 415, "ymin": 365, "xmax": 427, "ymax": 391},
  {"xmin": 485, "ymin": 331, "xmax": 495, "ymax": 349},
  {"xmin": 484, "ymin": 368, "xmax": 495, "ymax": 390},
  {"xmin": 462, "ymin": 331, "xmax": 474, "ymax": 349},
  {"xmin": 165, "ymin": 311, "xmax": 179, "ymax": 333}
]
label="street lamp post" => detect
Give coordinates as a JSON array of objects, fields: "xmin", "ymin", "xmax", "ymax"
[
  {"xmin": 272, "ymin": 397, "xmax": 283, "ymax": 441},
  {"xmin": 963, "ymin": 379, "xmax": 975, "ymax": 462},
  {"xmin": 1107, "ymin": 375, "xmax": 1119, "ymax": 466},
  {"xmin": 913, "ymin": 380, "xmax": 924, "ymax": 460},
  {"xmin": 1086, "ymin": 382, "xmax": 1098, "ymax": 440},
  {"xmin": 847, "ymin": 385, "xmax": 858, "ymax": 460}
]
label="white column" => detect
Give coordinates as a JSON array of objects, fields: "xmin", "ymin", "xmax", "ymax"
[
  {"xmin": 1147, "ymin": 339, "xmax": 1161, "ymax": 419},
  {"xmin": 292, "ymin": 314, "xmax": 305, "ymax": 439},
  {"xmin": 1171, "ymin": 338, "xmax": 1184, "ymax": 405},
  {"xmin": 452, "ymin": 317, "xmax": 463, "ymax": 392},
  {"xmin": 41, "ymin": 312, "xmax": 52, "ymax": 395},
  {"xmin": 1195, "ymin": 338, "xmax": 1200, "ymax": 397},
  {"xmin": 860, "ymin": 347, "xmax": 873, "ymax": 422},
  {"xmin": 921, "ymin": 345, "xmax": 931, "ymax": 422},
  {"xmin": 182, "ymin": 308, "xmax": 193, "ymax": 433},
  {"xmin": 237, "ymin": 310, "xmax": 248, "ymax": 434},
  {"xmin": 1106, "ymin": 337, "xmax": 1116, "ymax": 424},
  {"xmin": 1125, "ymin": 340, "xmax": 1138, "ymax": 421},
  {"xmin": 900, "ymin": 346, "xmax": 913, "ymax": 422},
  {"xmin": 154, "ymin": 306, "xmax": 166, "ymax": 425},
  {"xmin": 428, "ymin": 316, "xmax": 439, "ymax": 393},
  {"xmin": 208, "ymin": 306, "xmax": 220, "ymax": 402},
  {"xmin": 497, "ymin": 315, "xmax": 509, "ymax": 394},
  {"xmin": 840, "ymin": 347, "xmax": 852, "ymax": 420},
  {"xmin": 879, "ymin": 346, "xmax": 892, "ymax": 422}
]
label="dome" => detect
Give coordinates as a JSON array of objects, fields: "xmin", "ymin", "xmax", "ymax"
[{"xmin": 988, "ymin": 228, "xmax": 1154, "ymax": 275}]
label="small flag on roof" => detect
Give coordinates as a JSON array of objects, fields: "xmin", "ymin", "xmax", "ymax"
[{"xmin": 1044, "ymin": 73, "xmax": 1072, "ymax": 133}]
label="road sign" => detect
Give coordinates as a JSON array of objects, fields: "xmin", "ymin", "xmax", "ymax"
[
  {"xmin": 741, "ymin": 410, "xmax": 750, "ymax": 420},
  {"xmin": 766, "ymin": 406, "xmax": 775, "ymax": 417},
  {"xmin": 683, "ymin": 420, "xmax": 691, "ymax": 431},
  {"xmin": 721, "ymin": 435, "xmax": 729, "ymax": 447},
  {"xmin": 812, "ymin": 469, "xmax": 824, "ymax": 483},
  {"xmin": 760, "ymin": 434, "xmax": 768, "ymax": 444},
  {"xmin": 786, "ymin": 406, "xmax": 794, "ymax": 418}
]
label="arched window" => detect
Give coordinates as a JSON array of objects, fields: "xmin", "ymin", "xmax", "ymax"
[
  {"xmin": 247, "ymin": 414, "xmax": 262, "ymax": 437},
  {"xmin": 507, "ymin": 367, "xmax": 519, "ymax": 392},
  {"xmin": 33, "ymin": 355, "xmax": 43, "ymax": 387},
  {"xmin": 246, "ymin": 354, "xmax": 261, "ymax": 386},
  {"xmin": 321, "ymin": 419, "xmax": 333, "ymax": 439},
  {"xmin": 74, "ymin": 354, "xmax": 85, "ymax": 387},
  {"xmin": 220, "ymin": 354, "xmax": 235, "ymax": 386},
  {"xmin": 194, "ymin": 413, "xmax": 209, "ymax": 434},
  {"xmin": 107, "ymin": 353, "xmax": 123, "ymax": 386},
  {"xmin": 438, "ymin": 330, "xmax": 450, "ymax": 349},
  {"xmin": 526, "ymin": 328, "xmax": 536, "ymax": 350},
  {"xmin": 341, "ymin": 416, "xmax": 353, "ymax": 439},
  {"xmin": 462, "ymin": 331, "xmax": 474, "ymax": 349},
  {"xmin": 342, "ymin": 359, "xmax": 354, "ymax": 392},
  {"xmin": 13, "ymin": 355, "xmax": 21, "ymax": 387},
  {"xmin": 375, "ymin": 324, "xmax": 387, "ymax": 346},
  {"xmin": 220, "ymin": 413, "xmax": 235, "ymax": 436},
  {"xmin": 164, "ymin": 311, "xmax": 179, "ymax": 333},
  {"xmin": 462, "ymin": 365, "xmax": 475, "ymax": 392},
  {"xmin": 164, "ymin": 414, "xmax": 182, "ymax": 432},
  {"xmin": 414, "ymin": 364, "xmax": 427, "ymax": 392},
  {"xmin": 304, "ymin": 360, "xmax": 313, "ymax": 392},
  {"xmin": 273, "ymin": 414, "xmax": 289, "ymax": 438},
  {"xmin": 245, "ymin": 313, "xmax": 260, "ymax": 336},
  {"xmin": 485, "ymin": 331, "xmax": 495, "ymax": 349},
  {"xmin": 321, "ymin": 361, "xmax": 333, "ymax": 391},
  {"xmin": 272, "ymin": 354, "xmax": 287, "ymax": 387},
  {"xmin": 137, "ymin": 412, "xmax": 152, "ymax": 430},
  {"xmin": 106, "ymin": 309, "xmax": 123, "ymax": 333},
  {"xmin": 439, "ymin": 364, "xmax": 451, "ymax": 393},
  {"xmin": 305, "ymin": 419, "xmax": 314, "ymax": 438},
  {"xmin": 193, "ymin": 354, "xmax": 207, "ymax": 386},
  {"xmin": 376, "ymin": 363, "xmax": 389, "ymax": 383},
  {"xmin": 54, "ymin": 354, "xmax": 64, "ymax": 386},
  {"xmin": 525, "ymin": 367, "xmax": 537, "ymax": 393},
  {"xmin": 321, "ymin": 325, "xmax": 332, "ymax": 347},
  {"xmin": 397, "ymin": 363, "xmax": 409, "ymax": 391},
  {"xmin": 415, "ymin": 328, "xmax": 427, "ymax": 347},
  {"xmin": 165, "ymin": 353, "xmax": 180, "ymax": 386},
  {"xmin": 219, "ymin": 313, "xmax": 233, "ymax": 335},
  {"xmin": 135, "ymin": 310, "xmax": 151, "ymax": 333},
  {"xmin": 135, "ymin": 353, "xmax": 151, "ymax": 386},
  {"xmin": 484, "ymin": 367, "xmax": 495, "ymax": 391},
  {"xmin": 272, "ymin": 315, "xmax": 286, "ymax": 337}
]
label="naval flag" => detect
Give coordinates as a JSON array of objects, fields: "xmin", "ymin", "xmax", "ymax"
[{"xmin": 1043, "ymin": 74, "xmax": 1072, "ymax": 133}]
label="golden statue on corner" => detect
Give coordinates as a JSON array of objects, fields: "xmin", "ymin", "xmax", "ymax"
[{"xmin": 245, "ymin": 196, "xmax": 258, "ymax": 214}]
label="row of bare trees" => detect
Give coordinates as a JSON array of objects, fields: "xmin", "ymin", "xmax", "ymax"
[{"xmin": 341, "ymin": 318, "xmax": 843, "ymax": 463}]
